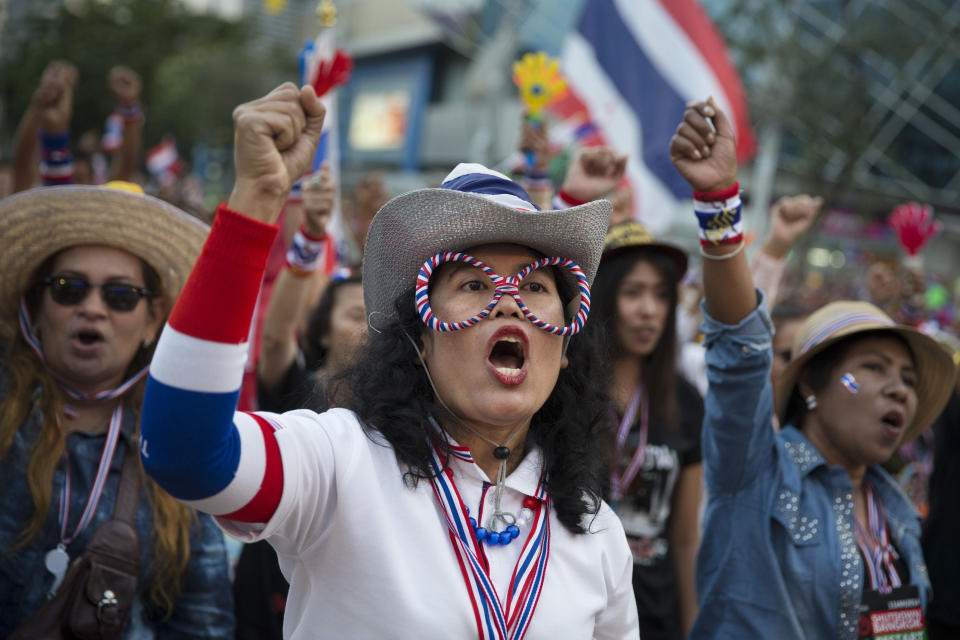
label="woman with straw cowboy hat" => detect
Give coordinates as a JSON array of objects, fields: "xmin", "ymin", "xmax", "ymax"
[
  {"xmin": 139, "ymin": 82, "xmax": 639, "ymax": 638},
  {"xmin": 670, "ymin": 96, "xmax": 957, "ymax": 639},
  {"xmin": 0, "ymin": 182, "xmax": 234, "ymax": 637}
]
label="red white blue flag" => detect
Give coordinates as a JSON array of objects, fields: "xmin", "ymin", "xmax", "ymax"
[{"xmin": 550, "ymin": 0, "xmax": 755, "ymax": 233}]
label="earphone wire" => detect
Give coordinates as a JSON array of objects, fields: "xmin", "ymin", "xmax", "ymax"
[{"xmin": 403, "ymin": 329, "xmax": 524, "ymax": 529}]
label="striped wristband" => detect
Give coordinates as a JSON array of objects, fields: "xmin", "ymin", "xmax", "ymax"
[
  {"xmin": 285, "ymin": 225, "xmax": 327, "ymax": 276},
  {"xmin": 40, "ymin": 130, "xmax": 74, "ymax": 186},
  {"xmin": 552, "ymin": 188, "xmax": 588, "ymax": 210},
  {"xmin": 693, "ymin": 183, "xmax": 742, "ymax": 247},
  {"xmin": 116, "ymin": 101, "xmax": 144, "ymax": 123}
]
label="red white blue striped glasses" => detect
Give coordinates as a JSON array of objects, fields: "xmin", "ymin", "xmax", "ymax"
[{"xmin": 415, "ymin": 251, "xmax": 591, "ymax": 336}]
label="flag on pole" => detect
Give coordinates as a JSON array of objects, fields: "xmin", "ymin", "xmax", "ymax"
[{"xmin": 549, "ymin": 0, "xmax": 755, "ymax": 233}]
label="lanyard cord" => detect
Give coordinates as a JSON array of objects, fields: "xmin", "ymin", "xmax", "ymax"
[
  {"xmin": 855, "ymin": 480, "xmax": 902, "ymax": 593},
  {"xmin": 609, "ymin": 383, "xmax": 649, "ymax": 500},
  {"xmin": 57, "ymin": 406, "xmax": 124, "ymax": 544}
]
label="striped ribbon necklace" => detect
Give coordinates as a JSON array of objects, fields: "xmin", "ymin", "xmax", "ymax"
[
  {"xmin": 855, "ymin": 480, "xmax": 902, "ymax": 594},
  {"xmin": 19, "ymin": 299, "xmax": 144, "ymax": 596},
  {"xmin": 428, "ymin": 444, "xmax": 551, "ymax": 640},
  {"xmin": 609, "ymin": 383, "xmax": 648, "ymax": 500}
]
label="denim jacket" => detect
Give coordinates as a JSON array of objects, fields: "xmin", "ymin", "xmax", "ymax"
[
  {"xmin": 0, "ymin": 394, "xmax": 235, "ymax": 639},
  {"xmin": 690, "ymin": 294, "xmax": 930, "ymax": 640}
]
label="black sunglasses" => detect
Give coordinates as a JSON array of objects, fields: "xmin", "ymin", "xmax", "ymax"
[{"xmin": 43, "ymin": 276, "xmax": 152, "ymax": 312}]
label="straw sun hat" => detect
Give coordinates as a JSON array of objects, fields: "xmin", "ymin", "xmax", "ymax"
[
  {"xmin": 601, "ymin": 220, "xmax": 688, "ymax": 277},
  {"xmin": 775, "ymin": 300, "xmax": 958, "ymax": 443},
  {"xmin": 0, "ymin": 183, "xmax": 209, "ymax": 316},
  {"xmin": 362, "ymin": 163, "xmax": 612, "ymax": 326}
]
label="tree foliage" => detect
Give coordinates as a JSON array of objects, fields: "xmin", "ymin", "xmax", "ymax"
[{"xmin": 0, "ymin": 0, "xmax": 295, "ymax": 156}]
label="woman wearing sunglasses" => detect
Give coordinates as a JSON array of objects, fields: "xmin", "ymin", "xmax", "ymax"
[
  {"xmin": 671, "ymin": 98, "xmax": 957, "ymax": 639},
  {"xmin": 140, "ymin": 83, "xmax": 639, "ymax": 638},
  {"xmin": 0, "ymin": 182, "xmax": 234, "ymax": 637}
]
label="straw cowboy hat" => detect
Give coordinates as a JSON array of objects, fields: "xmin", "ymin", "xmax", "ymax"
[
  {"xmin": 362, "ymin": 163, "xmax": 612, "ymax": 325},
  {"xmin": 775, "ymin": 300, "xmax": 958, "ymax": 442},
  {"xmin": 0, "ymin": 183, "xmax": 209, "ymax": 316},
  {"xmin": 601, "ymin": 220, "xmax": 688, "ymax": 278}
]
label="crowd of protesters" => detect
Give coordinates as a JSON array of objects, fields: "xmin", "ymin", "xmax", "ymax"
[{"xmin": 1, "ymin": 58, "xmax": 958, "ymax": 640}]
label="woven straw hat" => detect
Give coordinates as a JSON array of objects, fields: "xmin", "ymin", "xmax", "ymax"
[
  {"xmin": 601, "ymin": 221, "xmax": 688, "ymax": 277},
  {"xmin": 775, "ymin": 300, "xmax": 957, "ymax": 442},
  {"xmin": 362, "ymin": 163, "xmax": 611, "ymax": 325},
  {"xmin": 0, "ymin": 184, "xmax": 209, "ymax": 316}
]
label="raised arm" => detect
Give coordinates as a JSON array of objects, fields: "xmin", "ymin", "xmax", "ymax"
[
  {"xmin": 752, "ymin": 194, "xmax": 822, "ymax": 306},
  {"xmin": 258, "ymin": 166, "xmax": 334, "ymax": 392},
  {"xmin": 669, "ymin": 97, "xmax": 754, "ymax": 323},
  {"xmin": 13, "ymin": 61, "xmax": 78, "ymax": 192},
  {"xmin": 106, "ymin": 66, "xmax": 144, "ymax": 183},
  {"xmin": 140, "ymin": 84, "xmax": 325, "ymax": 523},
  {"xmin": 669, "ymin": 98, "xmax": 776, "ymax": 494}
]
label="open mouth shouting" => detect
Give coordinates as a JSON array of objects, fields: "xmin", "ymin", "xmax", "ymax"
[
  {"xmin": 486, "ymin": 326, "xmax": 529, "ymax": 386},
  {"xmin": 880, "ymin": 408, "xmax": 906, "ymax": 440},
  {"xmin": 71, "ymin": 326, "xmax": 106, "ymax": 355}
]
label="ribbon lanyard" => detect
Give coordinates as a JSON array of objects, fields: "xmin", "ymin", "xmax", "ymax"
[
  {"xmin": 855, "ymin": 480, "xmax": 902, "ymax": 594},
  {"xmin": 58, "ymin": 405, "xmax": 124, "ymax": 545},
  {"xmin": 610, "ymin": 384, "xmax": 648, "ymax": 500},
  {"xmin": 428, "ymin": 446, "xmax": 551, "ymax": 640}
]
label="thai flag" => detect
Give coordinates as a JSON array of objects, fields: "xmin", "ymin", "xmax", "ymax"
[
  {"xmin": 146, "ymin": 137, "xmax": 184, "ymax": 180},
  {"xmin": 550, "ymin": 0, "xmax": 755, "ymax": 233},
  {"xmin": 297, "ymin": 29, "xmax": 345, "ymax": 259}
]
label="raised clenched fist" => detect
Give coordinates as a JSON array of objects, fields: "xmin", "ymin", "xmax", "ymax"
[{"xmin": 227, "ymin": 83, "xmax": 326, "ymax": 223}]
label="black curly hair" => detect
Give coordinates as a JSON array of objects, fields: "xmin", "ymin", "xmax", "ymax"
[{"xmin": 322, "ymin": 287, "xmax": 610, "ymax": 534}]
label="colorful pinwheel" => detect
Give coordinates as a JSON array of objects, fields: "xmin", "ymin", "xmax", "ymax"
[{"xmin": 512, "ymin": 52, "xmax": 567, "ymax": 118}]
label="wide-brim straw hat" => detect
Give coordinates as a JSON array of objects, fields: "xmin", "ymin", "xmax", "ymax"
[
  {"xmin": 0, "ymin": 183, "xmax": 209, "ymax": 316},
  {"xmin": 601, "ymin": 220, "xmax": 688, "ymax": 278},
  {"xmin": 362, "ymin": 163, "xmax": 612, "ymax": 325},
  {"xmin": 775, "ymin": 300, "xmax": 958, "ymax": 442}
]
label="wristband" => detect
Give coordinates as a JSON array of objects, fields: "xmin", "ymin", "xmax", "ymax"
[
  {"xmin": 39, "ymin": 129, "xmax": 74, "ymax": 185},
  {"xmin": 284, "ymin": 224, "xmax": 327, "ymax": 276},
  {"xmin": 102, "ymin": 113, "xmax": 123, "ymax": 153},
  {"xmin": 693, "ymin": 183, "xmax": 742, "ymax": 247},
  {"xmin": 523, "ymin": 170, "xmax": 551, "ymax": 192},
  {"xmin": 699, "ymin": 241, "xmax": 745, "ymax": 261},
  {"xmin": 116, "ymin": 101, "xmax": 144, "ymax": 123}
]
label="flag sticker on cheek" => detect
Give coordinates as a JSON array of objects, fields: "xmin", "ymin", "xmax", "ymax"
[{"xmin": 841, "ymin": 373, "xmax": 860, "ymax": 394}]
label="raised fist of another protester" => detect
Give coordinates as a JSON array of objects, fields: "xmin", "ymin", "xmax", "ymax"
[
  {"xmin": 302, "ymin": 165, "xmax": 335, "ymax": 237},
  {"xmin": 560, "ymin": 146, "xmax": 627, "ymax": 203}
]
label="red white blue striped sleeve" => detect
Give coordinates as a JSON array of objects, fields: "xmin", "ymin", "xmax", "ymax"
[{"xmin": 141, "ymin": 204, "xmax": 284, "ymax": 522}]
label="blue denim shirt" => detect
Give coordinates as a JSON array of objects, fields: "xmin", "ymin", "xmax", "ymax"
[
  {"xmin": 0, "ymin": 397, "xmax": 235, "ymax": 639},
  {"xmin": 690, "ymin": 294, "xmax": 930, "ymax": 640}
]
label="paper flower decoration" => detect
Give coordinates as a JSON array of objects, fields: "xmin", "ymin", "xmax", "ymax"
[
  {"xmin": 312, "ymin": 49, "xmax": 353, "ymax": 98},
  {"xmin": 513, "ymin": 52, "xmax": 566, "ymax": 118},
  {"xmin": 888, "ymin": 202, "xmax": 941, "ymax": 256}
]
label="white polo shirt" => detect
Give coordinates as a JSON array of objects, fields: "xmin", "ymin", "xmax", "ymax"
[{"xmin": 219, "ymin": 408, "xmax": 639, "ymax": 639}]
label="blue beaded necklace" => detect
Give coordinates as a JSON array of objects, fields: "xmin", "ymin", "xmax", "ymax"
[{"xmin": 468, "ymin": 495, "xmax": 538, "ymax": 546}]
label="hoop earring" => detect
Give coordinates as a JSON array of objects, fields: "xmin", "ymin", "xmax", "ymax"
[{"xmin": 804, "ymin": 394, "xmax": 818, "ymax": 410}]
